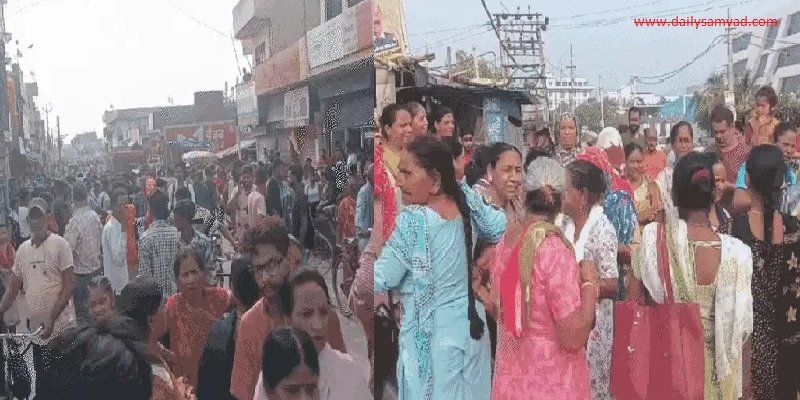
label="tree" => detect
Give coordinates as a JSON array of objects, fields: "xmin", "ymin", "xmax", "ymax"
[
  {"xmin": 777, "ymin": 93, "xmax": 800, "ymax": 127},
  {"xmin": 570, "ymin": 98, "xmax": 626, "ymax": 132},
  {"xmin": 695, "ymin": 71, "xmax": 755, "ymax": 132},
  {"xmin": 453, "ymin": 49, "xmax": 503, "ymax": 80}
]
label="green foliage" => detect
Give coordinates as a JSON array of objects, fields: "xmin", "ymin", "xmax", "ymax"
[
  {"xmin": 694, "ymin": 71, "xmax": 754, "ymax": 132},
  {"xmin": 556, "ymin": 98, "xmax": 626, "ymax": 132}
]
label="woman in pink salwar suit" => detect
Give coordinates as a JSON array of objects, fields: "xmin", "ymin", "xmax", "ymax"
[{"xmin": 489, "ymin": 157, "xmax": 599, "ymax": 400}]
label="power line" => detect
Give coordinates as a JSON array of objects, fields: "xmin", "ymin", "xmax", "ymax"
[
  {"xmin": 411, "ymin": 25, "xmax": 492, "ymax": 53},
  {"xmin": 408, "ymin": 24, "xmax": 487, "ymax": 36},
  {"xmin": 551, "ymin": 0, "xmax": 756, "ymax": 30},
  {"xmin": 479, "ymin": 0, "xmax": 517, "ymax": 65},
  {"xmin": 553, "ymin": 0, "xmax": 668, "ymax": 20},
  {"xmin": 638, "ymin": 34, "xmax": 726, "ymax": 84},
  {"xmin": 168, "ymin": 1, "xmax": 228, "ymax": 38}
]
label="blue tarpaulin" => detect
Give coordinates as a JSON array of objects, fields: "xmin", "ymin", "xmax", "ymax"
[{"xmin": 660, "ymin": 95, "xmax": 697, "ymax": 122}]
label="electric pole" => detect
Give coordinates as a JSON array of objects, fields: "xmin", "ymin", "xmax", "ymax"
[
  {"xmin": 0, "ymin": 0, "xmax": 10, "ymax": 225},
  {"xmin": 725, "ymin": 7, "xmax": 737, "ymax": 120},
  {"xmin": 567, "ymin": 44, "xmax": 576, "ymax": 114},
  {"xmin": 494, "ymin": 6, "xmax": 549, "ymax": 121},
  {"xmin": 43, "ymin": 103, "xmax": 51, "ymax": 172},
  {"xmin": 599, "ymin": 75, "xmax": 605, "ymax": 128},
  {"xmin": 57, "ymin": 115, "xmax": 62, "ymax": 166}
]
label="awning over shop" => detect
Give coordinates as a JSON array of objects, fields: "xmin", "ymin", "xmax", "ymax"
[{"xmin": 216, "ymin": 139, "xmax": 255, "ymax": 158}]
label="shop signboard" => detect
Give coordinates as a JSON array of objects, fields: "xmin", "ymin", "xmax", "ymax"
[
  {"xmin": 164, "ymin": 123, "xmax": 237, "ymax": 153},
  {"xmin": 306, "ymin": 0, "xmax": 372, "ymax": 69},
  {"xmin": 236, "ymin": 81, "xmax": 258, "ymax": 126},
  {"xmin": 374, "ymin": 0, "xmax": 407, "ymax": 55},
  {"xmin": 284, "ymin": 86, "xmax": 309, "ymax": 128},
  {"xmin": 254, "ymin": 38, "xmax": 308, "ymax": 96}
]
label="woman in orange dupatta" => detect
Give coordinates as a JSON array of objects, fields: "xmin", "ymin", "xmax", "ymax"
[
  {"xmin": 167, "ymin": 248, "xmax": 231, "ymax": 388},
  {"xmin": 489, "ymin": 157, "xmax": 599, "ymax": 400}
]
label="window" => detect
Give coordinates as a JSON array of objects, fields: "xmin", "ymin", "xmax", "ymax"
[
  {"xmin": 755, "ymin": 54, "xmax": 769, "ymax": 78},
  {"xmin": 255, "ymin": 43, "xmax": 267, "ymax": 64},
  {"xmin": 325, "ymin": 0, "xmax": 342, "ymax": 21},
  {"xmin": 732, "ymin": 33, "xmax": 751, "ymax": 53},
  {"xmin": 732, "ymin": 59, "xmax": 748, "ymax": 77},
  {"xmin": 777, "ymin": 44, "xmax": 800, "ymax": 68},
  {"xmin": 781, "ymin": 75, "xmax": 800, "ymax": 94},
  {"xmin": 788, "ymin": 12, "xmax": 800, "ymax": 36},
  {"xmin": 764, "ymin": 22, "xmax": 781, "ymax": 48}
]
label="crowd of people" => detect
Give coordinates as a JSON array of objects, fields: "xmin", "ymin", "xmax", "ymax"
[
  {"xmin": 367, "ymin": 85, "xmax": 800, "ymax": 400},
  {"xmin": 0, "ymin": 147, "xmax": 374, "ymax": 399}
]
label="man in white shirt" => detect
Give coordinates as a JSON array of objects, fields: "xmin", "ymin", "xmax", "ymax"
[
  {"xmin": 0, "ymin": 197, "xmax": 76, "ymax": 395},
  {"xmin": 102, "ymin": 188, "xmax": 129, "ymax": 296},
  {"xmin": 168, "ymin": 164, "xmax": 194, "ymax": 209}
]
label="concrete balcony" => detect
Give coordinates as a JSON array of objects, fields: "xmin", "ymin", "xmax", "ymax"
[{"xmin": 233, "ymin": 0, "xmax": 270, "ymax": 40}]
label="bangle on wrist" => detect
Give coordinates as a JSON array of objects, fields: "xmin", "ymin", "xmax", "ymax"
[{"xmin": 581, "ymin": 281, "xmax": 600, "ymax": 298}]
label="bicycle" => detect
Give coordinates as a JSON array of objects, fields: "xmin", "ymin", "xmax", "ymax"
[
  {"xmin": 0, "ymin": 327, "xmax": 43, "ymax": 400},
  {"xmin": 311, "ymin": 203, "xmax": 337, "ymax": 277},
  {"xmin": 331, "ymin": 237, "xmax": 360, "ymax": 318},
  {"xmin": 210, "ymin": 233, "xmax": 231, "ymax": 289}
]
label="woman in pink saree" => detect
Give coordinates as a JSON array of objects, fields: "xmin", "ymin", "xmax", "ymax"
[{"xmin": 489, "ymin": 156, "xmax": 599, "ymax": 400}]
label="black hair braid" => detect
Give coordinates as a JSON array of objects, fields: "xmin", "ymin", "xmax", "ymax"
[
  {"xmin": 444, "ymin": 177, "xmax": 483, "ymax": 340},
  {"xmin": 764, "ymin": 189, "xmax": 780, "ymax": 251},
  {"xmin": 746, "ymin": 145, "xmax": 787, "ymax": 250},
  {"xmin": 409, "ymin": 135, "xmax": 484, "ymax": 340}
]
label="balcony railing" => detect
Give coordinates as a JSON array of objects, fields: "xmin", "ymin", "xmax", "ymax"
[{"xmin": 233, "ymin": 0, "xmax": 269, "ymax": 39}]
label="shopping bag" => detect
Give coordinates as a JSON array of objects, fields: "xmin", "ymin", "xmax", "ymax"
[{"xmin": 610, "ymin": 223, "xmax": 705, "ymax": 400}]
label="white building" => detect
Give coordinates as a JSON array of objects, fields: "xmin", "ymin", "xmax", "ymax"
[
  {"xmin": 605, "ymin": 83, "xmax": 670, "ymax": 107},
  {"xmin": 545, "ymin": 76, "xmax": 596, "ymax": 110},
  {"xmin": 731, "ymin": 4, "xmax": 800, "ymax": 94}
]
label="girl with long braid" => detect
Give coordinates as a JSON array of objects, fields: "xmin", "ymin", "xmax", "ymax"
[{"xmin": 374, "ymin": 136, "xmax": 506, "ymax": 400}]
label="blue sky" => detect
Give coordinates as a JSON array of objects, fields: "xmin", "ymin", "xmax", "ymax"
[{"xmin": 403, "ymin": 0, "xmax": 795, "ymax": 95}]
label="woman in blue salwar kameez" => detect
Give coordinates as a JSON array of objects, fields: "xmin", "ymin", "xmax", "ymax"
[{"xmin": 374, "ymin": 136, "xmax": 506, "ymax": 400}]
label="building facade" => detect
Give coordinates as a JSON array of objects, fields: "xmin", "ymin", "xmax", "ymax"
[
  {"xmin": 103, "ymin": 91, "xmax": 237, "ymax": 168},
  {"xmin": 233, "ymin": 0, "xmax": 373, "ymax": 163},
  {"xmin": 545, "ymin": 76, "xmax": 596, "ymax": 111},
  {"xmin": 731, "ymin": 4, "xmax": 800, "ymax": 94}
]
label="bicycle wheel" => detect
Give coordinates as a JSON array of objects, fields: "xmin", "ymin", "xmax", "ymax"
[{"xmin": 313, "ymin": 232, "xmax": 334, "ymax": 274}]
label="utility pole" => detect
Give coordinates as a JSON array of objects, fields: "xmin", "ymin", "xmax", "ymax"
[
  {"xmin": 725, "ymin": 7, "xmax": 737, "ymax": 120},
  {"xmin": 567, "ymin": 44, "xmax": 576, "ymax": 114},
  {"xmin": 57, "ymin": 115, "xmax": 62, "ymax": 166},
  {"xmin": 43, "ymin": 103, "xmax": 51, "ymax": 173},
  {"xmin": 599, "ymin": 75, "xmax": 605, "ymax": 128},
  {"xmin": 446, "ymin": 46, "xmax": 452, "ymax": 78},
  {"xmin": 0, "ymin": 0, "xmax": 10, "ymax": 225},
  {"xmin": 473, "ymin": 47, "xmax": 480, "ymax": 79},
  {"xmin": 494, "ymin": 6, "xmax": 549, "ymax": 121}
]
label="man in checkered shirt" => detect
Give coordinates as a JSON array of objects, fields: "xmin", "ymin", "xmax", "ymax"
[{"xmin": 138, "ymin": 190, "xmax": 181, "ymax": 296}]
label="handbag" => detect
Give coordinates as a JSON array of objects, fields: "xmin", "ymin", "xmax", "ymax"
[
  {"xmin": 610, "ymin": 223, "xmax": 705, "ymax": 400},
  {"xmin": 373, "ymin": 292, "xmax": 399, "ymax": 399}
]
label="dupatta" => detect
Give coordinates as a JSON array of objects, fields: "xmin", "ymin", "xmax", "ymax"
[
  {"xmin": 634, "ymin": 220, "xmax": 753, "ymax": 397},
  {"xmin": 500, "ymin": 221, "xmax": 572, "ymax": 338}
]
